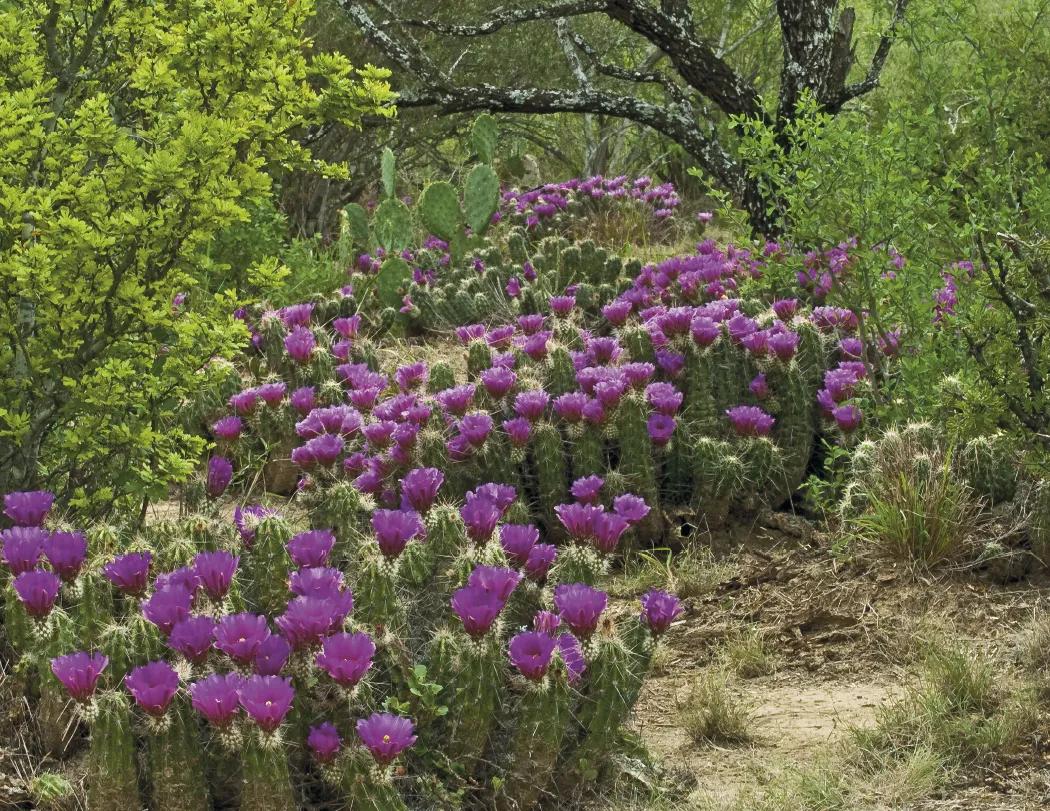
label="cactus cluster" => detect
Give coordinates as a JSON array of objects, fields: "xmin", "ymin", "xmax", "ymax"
[{"xmin": 1, "ymin": 484, "xmax": 680, "ymax": 810}]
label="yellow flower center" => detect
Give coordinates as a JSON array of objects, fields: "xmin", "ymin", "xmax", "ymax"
[{"xmin": 383, "ymin": 734, "xmax": 390, "ymax": 743}]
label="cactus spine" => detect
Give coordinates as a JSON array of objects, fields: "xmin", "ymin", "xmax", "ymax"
[
  {"xmin": 240, "ymin": 736, "xmax": 296, "ymax": 811},
  {"xmin": 447, "ymin": 635, "xmax": 503, "ymax": 766},
  {"xmin": 246, "ymin": 517, "xmax": 293, "ymax": 617},
  {"xmin": 87, "ymin": 692, "xmax": 142, "ymax": 811},
  {"xmin": 148, "ymin": 699, "xmax": 210, "ymax": 811}
]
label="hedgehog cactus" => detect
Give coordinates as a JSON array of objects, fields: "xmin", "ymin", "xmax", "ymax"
[
  {"xmin": 148, "ymin": 699, "xmax": 210, "ymax": 811},
  {"xmin": 446, "ymin": 634, "xmax": 504, "ymax": 766},
  {"xmin": 240, "ymin": 735, "xmax": 296, "ymax": 811},
  {"xmin": 960, "ymin": 435, "xmax": 1018, "ymax": 505},
  {"xmin": 245, "ymin": 516, "xmax": 294, "ymax": 617},
  {"xmin": 86, "ymin": 692, "xmax": 141, "ymax": 811},
  {"xmin": 614, "ymin": 394, "xmax": 662, "ymax": 537}
]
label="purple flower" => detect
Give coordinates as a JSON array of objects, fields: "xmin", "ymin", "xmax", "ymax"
[
  {"xmin": 280, "ymin": 303, "xmax": 314, "ymax": 328},
  {"xmin": 277, "ymin": 596, "xmax": 349, "ymax": 650},
  {"xmin": 141, "ymin": 587, "xmax": 193, "ymax": 636},
  {"xmin": 193, "ymin": 551, "xmax": 238, "ymax": 601},
  {"xmin": 254, "ymin": 634, "xmax": 291, "ymax": 676},
  {"xmin": 333, "ymin": 315, "xmax": 361, "ymax": 339},
  {"xmin": 125, "ymin": 661, "xmax": 179, "ymax": 717},
  {"xmin": 555, "ymin": 502, "xmax": 603, "ymax": 541},
  {"xmin": 292, "ymin": 434, "xmax": 345, "ymax": 469},
  {"xmin": 592, "ymin": 512, "xmax": 631, "ymax": 554},
  {"xmin": 257, "ymin": 382, "xmax": 287, "ymax": 407},
  {"xmin": 525, "ymin": 544, "xmax": 557, "ymax": 581},
  {"xmin": 206, "ymin": 456, "xmax": 233, "ymax": 498},
  {"xmin": 308, "ymin": 722, "xmax": 343, "ymax": 763},
  {"xmin": 557, "ymin": 633, "xmax": 586, "ymax": 685},
  {"xmin": 725, "ymin": 405, "xmax": 775, "ymax": 438},
  {"xmin": 14, "ymin": 569, "xmax": 60, "ymax": 617},
  {"xmin": 655, "ymin": 349, "xmax": 685, "ymax": 377},
  {"xmin": 229, "ymin": 389, "xmax": 260, "ymax": 416},
  {"xmin": 533, "ymin": 610, "xmax": 561, "ymax": 635},
  {"xmin": 214, "ymin": 613, "xmax": 270, "ymax": 665},
  {"xmin": 553, "ymin": 392, "xmax": 588, "ymax": 423},
  {"xmin": 832, "ymin": 404, "xmax": 862, "ymax": 433},
  {"xmin": 508, "ymin": 631, "xmax": 558, "ymax": 681},
  {"xmin": 458, "ymin": 412, "xmax": 494, "ymax": 447},
  {"xmin": 480, "ymin": 366, "xmax": 517, "ymax": 399},
  {"xmin": 1, "ymin": 526, "xmax": 46, "ymax": 574},
  {"xmin": 550, "ymin": 295, "xmax": 576, "ymax": 316},
  {"xmin": 768, "ymin": 330, "xmax": 799, "ymax": 361},
  {"xmin": 51, "ymin": 651, "xmax": 108, "ymax": 702},
  {"xmin": 316, "ymin": 632, "xmax": 375, "ymax": 687},
  {"xmin": 647, "ymin": 414, "xmax": 676, "ymax": 447},
  {"xmin": 4, "ymin": 490, "xmax": 54, "ymax": 526},
  {"xmin": 554, "ymin": 583, "xmax": 607, "ymax": 639},
  {"xmin": 499, "ymin": 524, "xmax": 539, "ymax": 566},
  {"xmin": 190, "ymin": 673, "xmax": 243, "ymax": 727},
  {"xmin": 839, "ymin": 337, "xmax": 864, "ymax": 360},
  {"xmin": 289, "ymin": 566, "xmax": 345, "ymax": 600},
  {"xmin": 501, "ymin": 416, "xmax": 530, "ymax": 448},
  {"xmin": 522, "ymin": 331, "xmax": 551, "ymax": 361},
  {"xmin": 460, "ymin": 497, "xmax": 502, "ymax": 544},
  {"xmin": 623, "ymin": 362, "xmax": 655, "ymax": 388},
  {"xmin": 103, "ymin": 552, "xmax": 152, "ymax": 595},
  {"xmin": 690, "ymin": 316, "xmax": 721, "ymax": 347},
  {"xmin": 514, "ymin": 390, "xmax": 550, "ymax": 422},
  {"xmin": 455, "ymin": 324, "xmax": 486, "ymax": 344},
  {"xmin": 645, "ymin": 383, "xmax": 683, "ymax": 416},
  {"xmin": 212, "ymin": 416, "xmax": 243, "ymax": 441},
  {"xmin": 772, "ymin": 298, "xmax": 799, "ymax": 320},
  {"xmin": 284, "ymin": 326, "xmax": 316, "ymax": 364},
  {"xmin": 290, "ymin": 386, "xmax": 317, "ymax": 415},
  {"xmin": 602, "ymin": 300, "xmax": 633, "ymax": 326},
  {"xmin": 371, "ymin": 509, "xmax": 424, "ymax": 558},
  {"xmin": 287, "ymin": 529, "xmax": 335, "ymax": 568},
  {"xmin": 613, "ymin": 494, "xmax": 650, "ymax": 523},
  {"xmin": 356, "ymin": 713, "xmax": 416, "ymax": 765},
  {"xmin": 395, "ymin": 362, "xmax": 428, "ymax": 391},
  {"xmin": 518, "ymin": 314, "xmax": 545, "ymax": 334},
  {"xmin": 400, "ymin": 468, "xmax": 444, "ymax": 512},
  {"xmin": 468, "ymin": 565, "xmax": 522, "ymax": 601},
  {"xmin": 451, "ymin": 586, "xmax": 505, "ymax": 638},
  {"xmin": 640, "ymin": 590, "xmax": 683, "ymax": 635},
  {"xmin": 749, "ymin": 373, "xmax": 769, "ymax": 400},
  {"xmin": 168, "ymin": 617, "xmax": 216, "ymax": 663},
  {"xmin": 238, "ymin": 675, "xmax": 295, "ymax": 733},
  {"xmin": 435, "ymin": 385, "xmax": 476, "ymax": 416},
  {"xmin": 234, "ymin": 504, "xmax": 276, "ymax": 545},
  {"xmin": 570, "ymin": 476, "xmax": 604, "ymax": 505}
]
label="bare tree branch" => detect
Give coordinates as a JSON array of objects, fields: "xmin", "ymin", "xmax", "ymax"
[
  {"xmin": 828, "ymin": 0, "xmax": 911, "ymax": 110},
  {"xmin": 380, "ymin": 0, "xmax": 609, "ymax": 36}
]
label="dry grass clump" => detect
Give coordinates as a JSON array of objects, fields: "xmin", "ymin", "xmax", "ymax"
[{"xmin": 678, "ymin": 670, "xmax": 754, "ymax": 746}]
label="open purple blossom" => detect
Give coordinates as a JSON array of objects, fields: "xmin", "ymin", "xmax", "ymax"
[
  {"xmin": 229, "ymin": 389, "xmax": 260, "ymax": 415},
  {"xmin": 238, "ymin": 675, "xmax": 295, "ymax": 733},
  {"xmin": 363, "ymin": 420, "xmax": 397, "ymax": 449},
  {"xmin": 550, "ymin": 295, "xmax": 576, "ymax": 316},
  {"xmin": 602, "ymin": 299, "xmax": 633, "ymax": 325},
  {"xmin": 125, "ymin": 661, "xmax": 179, "ymax": 717},
  {"xmin": 141, "ymin": 587, "xmax": 193, "ymax": 636},
  {"xmin": 592, "ymin": 512, "xmax": 631, "ymax": 554},
  {"xmin": 14, "ymin": 569, "xmax": 61, "ymax": 618},
  {"xmin": 455, "ymin": 324, "xmax": 486, "ymax": 344},
  {"xmin": 155, "ymin": 566, "xmax": 199, "ymax": 596},
  {"xmin": 308, "ymin": 722, "xmax": 343, "ymax": 762},
  {"xmin": 514, "ymin": 390, "xmax": 550, "ymax": 422},
  {"xmin": 51, "ymin": 652, "xmax": 108, "ymax": 702},
  {"xmin": 508, "ymin": 631, "xmax": 558, "ymax": 681},
  {"xmin": 277, "ymin": 596, "xmax": 351, "ymax": 650},
  {"xmin": 553, "ymin": 392, "xmax": 588, "ymax": 422},
  {"xmin": 570, "ymin": 475, "xmax": 604, "ymax": 504},
  {"xmin": 4, "ymin": 490, "xmax": 54, "ymax": 527},
  {"xmin": 103, "ymin": 552, "xmax": 152, "ymax": 595},
  {"xmin": 555, "ymin": 502, "xmax": 603, "ymax": 541},
  {"xmin": 460, "ymin": 497, "xmax": 503, "ymax": 543},
  {"xmin": 534, "ymin": 610, "xmax": 561, "ymax": 635},
  {"xmin": 487, "ymin": 325, "xmax": 516, "ymax": 349},
  {"xmin": 290, "ymin": 386, "xmax": 316, "ymax": 415},
  {"xmin": 254, "ymin": 634, "xmax": 291, "ymax": 676},
  {"xmin": 395, "ymin": 362, "xmax": 428, "ymax": 391},
  {"xmin": 832, "ymin": 404, "xmax": 862, "ymax": 432},
  {"xmin": 554, "ymin": 583, "xmax": 608, "ymax": 639},
  {"xmin": 356, "ymin": 712, "xmax": 416, "ymax": 765},
  {"xmin": 458, "ymin": 412, "xmax": 494, "ymax": 447},
  {"xmin": 647, "ymin": 414, "xmax": 676, "ymax": 447},
  {"xmin": 645, "ymin": 383, "xmax": 683, "ymax": 416},
  {"xmin": 291, "ymin": 434, "xmax": 344, "ymax": 468},
  {"xmin": 518, "ymin": 313, "xmax": 545, "ymax": 334},
  {"xmin": 435, "ymin": 385, "xmax": 476, "ymax": 416},
  {"xmin": 613, "ymin": 494, "xmax": 650, "ymax": 523},
  {"xmin": 839, "ymin": 337, "xmax": 864, "ymax": 359},
  {"xmin": 193, "ymin": 551, "xmax": 238, "ymax": 601},
  {"xmin": 372, "ymin": 509, "xmax": 424, "ymax": 558},
  {"xmin": 234, "ymin": 504, "xmax": 276, "ymax": 545},
  {"xmin": 257, "ymin": 382, "xmax": 287, "ymax": 407},
  {"xmin": 43, "ymin": 531, "xmax": 87, "ymax": 582},
  {"xmin": 289, "ymin": 567, "xmax": 345, "ymax": 600},
  {"xmin": 772, "ymin": 298, "xmax": 799, "ymax": 320},
  {"xmin": 214, "ymin": 613, "xmax": 271, "ymax": 665},
  {"xmin": 503, "ymin": 416, "xmax": 531, "ymax": 447},
  {"xmin": 190, "ymin": 673, "xmax": 243, "ymax": 727},
  {"xmin": 640, "ymin": 590, "xmax": 684, "ymax": 635},
  {"xmin": 690, "ymin": 316, "xmax": 721, "ymax": 347},
  {"xmin": 212, "ymin": 416, "xmax": 243, "ymax": 441},
  {"xmin": 499, "ymin": 524, "xmax": 539, "ymax": 566},
  {"xmin": 333, "ymin": 315, "xmax": 361, "ymax": 339},
  {"xmin": 521, "ymin": 331, "xmax": 551, "ymax": 361},
  {"xmin": 400, "ymin": 467, "xmax": 444, "ymax": 512},
  {"xmin": 468, "ymin": 566, "xmax": 522, "ymax": 601},
  {"xmin": 284, "ymin": 326, "xmax": 316, "ymax": 364},
  {"xmin": 280, "ymin": 303, "xmax": 314, "ymax": 328},
  {"xmin": 525, "ymin": 544, "xmax": 557, "ymax": 581},
  {"xmin": 655, "ymin": 349, "xmax": 685, "ymax": 377},
  {"xmin": 768, "ymin": 330, "xmax": 800, "ymax": 361},
  {"xmin": 2, "ymin": 526, "xmax": 46, "ymax": 574},
  {"xmin": 725, "ymin": 405, "xmax": 775, "ymax": 437},
  {"xmin": 296, "ymin": 406, "xmax": 362, "ymax": 439},
  {"xmin": 481, "ymin": 366, "xmax": 517, "ymax": 398},
  {"xmin": 168, "ymin": 617, "xmax": 216, "ymax": 663},
  {"xmin": 287, "ymin": 529, "xmax": 336, "ymax": 568},
  {"xmin": 557, "ymin": 633, "xmax": 587, "ymax": 685},
  {"xmin": 749, "ymin": 373, "xmax": 769, "ymax": 400},
  {"xmin": 206, "ymin": 456, "xmax": 233, "ymax": 498},
  {"xmin": 316, "ymin": 631, "xmax": 375, "ymax": 687},
  {"xmin": 451, "ymin": 585, "xmax": 505, "ymax": 638}
]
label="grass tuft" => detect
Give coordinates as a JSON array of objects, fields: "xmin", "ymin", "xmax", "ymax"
[{"xmin": 679, "ymin": 670, "xmax": 754, "ymax": 746}]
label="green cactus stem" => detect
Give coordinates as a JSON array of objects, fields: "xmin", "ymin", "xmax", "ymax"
[
  {"xmin": 428, "ymin": 362, "xmax": 457, "ymax": 393},
  {"xmin": 573, "ymin": 425, "xmax": 607, "ymax": 482},
  {"xmin": 245, "ymin": 517, "xmax": 293, "ymax": 617},
  {"xmin": 467, "ymin": 339, "xmax": 493, "ymax": 379},
  {"xmin": 545, "ymin": 346, "xmax": 578, "ymax": 397},
  {"xmin": 446, "ymin": 634, "xmax": 504, "ymax": 766},
  {"xmin": 356, "ymin": 555, "xmax": 404, "ymax": 631},
  {"xmin": 86, "ymin": 692, "xmax": 142, "ymax": 811},
  {"xmin": 240, "ymin": 735, "xmax": 296, "ymax": 811},
  {"xmin": 148, "ymin": 699, "xmax": 210, "ymax": 811},
  {"xmin": 614, "ymin": 394, "xmax": 662, "ymax": 539},
  {"xmin": 960, "ymin": 435, "xmax": 1018, "ymax": 505},
  {"xmin": 340, "ymin": 748, "xmax": 409, "ymax": 810},
  {"xmin": 532, "ymin": 422, "xmax": 569, "ymax": 534}
]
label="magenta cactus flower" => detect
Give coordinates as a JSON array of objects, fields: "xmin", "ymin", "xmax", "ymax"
[
  {"xmin": 290, "ymin": 386, "xmax": 317, "ymax": 415},
  {"xmin": 690, "ymin": 316, "xmax": 721, "ymax": 347},
  {"xmin": 51, "ymin": 651, "xmax": 108, "ymax": 702},
  {"xmin": 291, "ymin": 434, "xmax": 345, "ymax": 468},
  {"xmin": 356, "ymin": 712, "xmax": 417, "ymax": 765},
  {"xmin": 206, "ymin": 456, "xmax": 233, "ymax": 498},
  {"xmin": 499, "ymin": 524, "xmax": 539, "ymax": 566},
  {"xmin": 394, "ymin": 362, "xmax": 428, "ymax": 391},
  {"xmin": 772, "ymin": 298, "xmax": 799, "ymax": 320},
  {"xmin": 435, "ymin": 384, "xmax": 476, "ymax": 416},
  {"xmin": 524, "ymin": 544, "xmax": 557, "ymax": 581},
  {"xmin": 193, "ymin": 551, "xmax": 238, "ymax": 601},
  {"xmin": 103, "ymin": 552, "xmax": 152, "ymax": 595},
  {"xmin": 549, "ymin": 295, "xmax": 576, "ymax": 316},
  {"xmin": 468, "ymin": 565, "xmax": 522, "ymax": 601},
  {"xmin": 254, "ymin": 634, "xmax": 291, "ymax": 676},
  {"xmin": 308, "ymin": 722, "xmax": 343, "ymax": 763},
  {"xmin": 557, "ymin": 633, "xmax": 587, "ymax": 684},
  {"xmin": 508, "ymin": 631, "xmax": 558, "ymax": 681},
  {"xmin": 125, "ymin": 661, "xmax": 179, "ymax": 717},
  {"xmin": 315, "ymin": 631, "xmax": 375, "ymax": 688},
  {"xmin": 229, "ymin": 389, "xmax": 260, "ymax": 416},
  {"xmin": 168, "ymin": 617, "xmax": 216, "ymax": 663},
  {"xmin": 189, "ymin": 672, "xmax": 244, "ymax": 727},
  {"xmin": 832, "ymin": 404, "xmax": 862, "ymax": 432},
  {"xmin": 555, "ymin": 502, "xmax": 602, "ymax": 541},
  {"xmin": 212, "ymin": 415, "xmax": 243, "ymax": 441},
  {"xmin": 533, "ymin": 610, "xmax": 561, "ymax": 635},
  {"xmin": 569, "ymin": 475, "xmax": 604, "ymax": 505},
  {"xmin": 155, "ymin": 566, "xmax": 199, "ymax": 596},
  {"xmin": 238, "ymin": 675, "xmax": 295, "ymax": 733},
  {"xmin": 1, "ymin": 526, "xmax": 46, "ymax": 574},
  {"xmin": 14, "ymin": 569, "xmax": 61, "ymax": 618},
  {"xmin": 554, "ymin": 583, "xmax": 608, "ymax": 639},
  {"xmin": 839, "ymin": 337, "xmax": 864, "ymax": 359},
  {"xmin": 214, "ymin": 613, "xmax": 271, "ymax": 665},
  {"xmin": 277, "ymin": 596, "xmax": 350, "ymax": 650},
  {"xmin": 592, "ymin": 512, "xmax": 631, "ymax": 554},
  {"xmin": 400, "ymin": 467, "xmax": 444, "ymax": 512},
  {"xmin": 481, "ymin": 366, "xmax": 517, "ymax": 398},
  {"xmin": 43, "ymin": 531, "xmax": 86, "ymax": 582},
  {"xmin": 460, "ymin": 497, "xmax": 503, "ymax": 543},
  {"xmin": 3, "ymin": 490, "xmax": 54, "ymax": 527},
  {"xmin": 647, "ymin": 414, "xmax": 676, "ymax": 447},
  {"xmin": 521, "ymin": 331, "xmax": 551, "ymax": 361},
  {"xmin": 645, "ymin": 383, "xmax": 683, "ymax": 416},
  {"xmin": 257, "ymin": 382, "xmax": 287, "ymax": 407},
  {"xmin": 553, "ymin": 391, "xmax": 588, "ymax": 423},
  {"xmin": 602, "ymin": 299, "xmax": 633, "ymax": 325},
  {"xmin": 514, "ymin": 390, "xmax": 550, "ymax": 422},
  {"xmin": 451, "ymin": 585, "xmax": 505, "ymax": 638},
  {"xmin": 284, "ymin": 326, "xmax": 316, "ymax": 364},
  {"xmin": 333, "ymin": 315, "xmax": 361, "ymax": 339},
  {"xmin": 458, "ymin": 412, "xmax": 494, "ymax": 447},
  {"xmin": 503, "ymin": 416, "xmax": 531, "ymax": 447},
  {"xmin": 725, "ymin": 405, "xmax": 775, "ymax": 437},
  {"xmin": 371, "ymin": 509, "xmax": 424, "ymax": 558},
  {"xmin": 640, "ymin": 590, "xmax": 684, "ymax": 635},
  {"xmin": 141, "ymin": 587, "xmax": 193, "ymax": 636},
  {"xmin": 287, "ymin": 529, "xmax": 336, "ymax": 568},
  {"xmin": 623, "ymin": 362, "xmax": 655, "ymax": 389},
  {"xmin": 613, "ymin": 493, "xmax": 650, "ymax": 523},
  {"xmin": 768, "ymin": 330, "xmax": 800, "ymax": 361},
  {"xmin": 749, "ymin": 373, "xmax": 769, "ymax": 400},
  {"xmin": 280, "ymin": 303, "xmax": 314, "ymax": 328}
]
